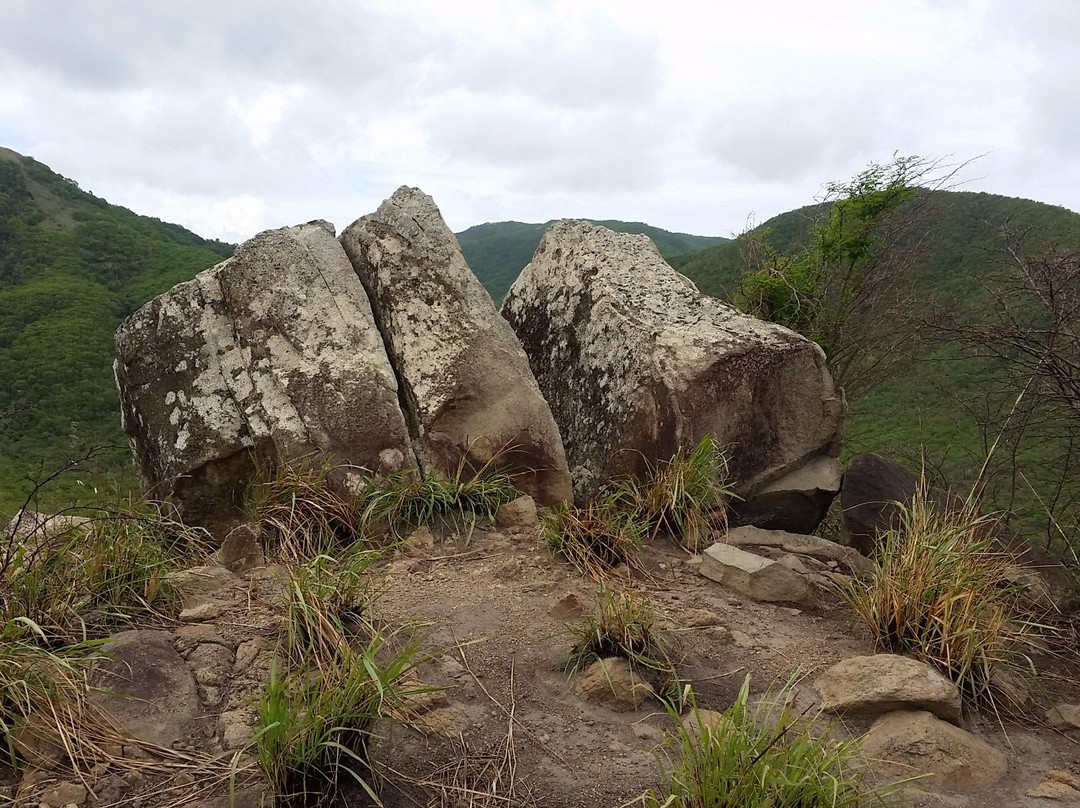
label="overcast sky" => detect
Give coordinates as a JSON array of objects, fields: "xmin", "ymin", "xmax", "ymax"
[{"xmin": 1, "ymin": 0, "xmax": 1077, "ymax": 243}]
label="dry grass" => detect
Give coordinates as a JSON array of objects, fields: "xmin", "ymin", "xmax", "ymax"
[
  {"xmin": 614, "ymin": 435, "xmax": 734, "ymax": 553},
  {"xmin": 542, "ymin": 500, "xmax": 646, "ymax": 581},
  {"xmin": 246, "ymin": 455, "xmax": 362, "ymax": 563},
  {"xmin": 840, "ymin": 485, "xmax": 1050, "ymax": 708}
]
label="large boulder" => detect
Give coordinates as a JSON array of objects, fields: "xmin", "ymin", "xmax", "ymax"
[
  {"xmin": 114, "ymin": 220, "xmax": 413, "ymax": 533},
  {"xmin": 340, "ymin": 188, "xmax": 573, "ymax": 505},
  {"xmin": 501, "ymin": 220, "xmax": 844, "ymax": 503}
]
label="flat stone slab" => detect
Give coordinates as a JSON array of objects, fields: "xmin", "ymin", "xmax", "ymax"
[
  {"xmin": 815, "ymin": 654, "xmax": 962, "ymax": 724},
  {"xmin": 724, "ymin": 525, "xmax": 873, "ymax": 575},
  {"xmin": 700, "ymin": 542, "xmax": 815, "ymax": 605}
]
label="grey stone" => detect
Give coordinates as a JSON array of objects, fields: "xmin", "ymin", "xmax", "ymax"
[
  {"xmin": 699, "ymin": 542, "xmax": 816, "ymax": 605},
  {"xmin": 501, "ymin": 220, "xmax": 844, "ymax": 503},
  {"xmin": 731, "ymin": 455, "xmax": 841, "ymax": 534},
  {"xmin": 114, "ymin": 220, "xmax": 414, "ymax": 535},
  {"xmin": 340, "ymin": 187, "xmax": 573, "ymax": 506},
  {"xmin": 814, "ymin": 654, "xmax": 962, "ymax": 724},
  {"xmin": 212, "ymin": 523, "xmax": 265, "ymax": 574},
  {"xmin": 91, "ymin": 630, "xmax": 200, "ymax": 748},
  {"xmin": 570, "ymin": 657, "xmax": 654, "ymax": 712},
  {"xmin": 860, "ymin": 710, "xmax": 1007, "ymax": 790},
  {"xmin": 496, "ymin": 494, "xmax": 538, "ymax": 528},
  {"xmin": 3, "ymin": 510, "xmax": 90, "ymax": 543},
  {"xmin": 723, "ymin": 525, "xmax": 872, "ymax": 575}
]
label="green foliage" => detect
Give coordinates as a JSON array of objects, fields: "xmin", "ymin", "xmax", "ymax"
[
  {"xmin": 839, "ymin": 487, "xmax": 1047, "ymax": 709},
  {"xmin": 564, "ymin": 585, "xmax": 682, "ymax": 708},
  {"xmin": 456, "ymin": 219, "xmax": 727, "ymax": 302},
  {"xmin": 255, "ymin": 630, "xmax": 428, "ymax": 807},
  {"xmin": 642, "ymin": 678, "xmax": 902, "ymax": 808}
]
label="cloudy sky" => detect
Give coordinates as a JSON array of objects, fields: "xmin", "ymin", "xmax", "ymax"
[{"xmin": 1, "ymin": 0, "xmax": 1077, "ymax": 243}]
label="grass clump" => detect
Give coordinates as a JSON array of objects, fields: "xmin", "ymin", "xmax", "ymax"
[
  {"xmin": 256, "ymin": 631, "xmax": 429, "ymax": 807},
  {"xmin": 1, "ymin": 498, "xmax": 204, "ymax": 644},
  {"xmin": 359, "ymin": 455, "xmax": 519, "ymax": 540},
  {"xmin": 247, "ymin": 455, "xmax": 362, "ymax": 563},
  {"xmin": 564, "ymin": 586, "xmax": 681, "ymax": 708},
  {"xmin": 643, "ymin": 678, "xmax": 901, "ymax": 808},
  {"xmin": 542, "ymin": 500, "xmax": 646, "ymax": 581},
  {"xmin": 280, "ymin": 549, "xmax": 381, "ymax": 670},
  {"xmin": 616, "ymin": 434, "xmax": 734, "ymax": 552},
  {"xmin": 839, "ymin": 486, "xmax": 1046, "ymax": 708}
]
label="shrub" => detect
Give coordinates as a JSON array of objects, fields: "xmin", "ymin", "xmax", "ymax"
[
  {"xmin": 564, "ymin": 586, "xmax": 681, "ymax": 708},
  {"xmin": 542, "ymin": 500, "xmax": 646, "ymax": 581},
  {"xmin": 839, "ymin": 486, "xmax": 1046, "ymax": 708},
  {"xmin": 0, "ymin": 498, "xmax": 203, "ymax": 644},
  {"xmin": 643, "ymin": 677, "xmax": 901, "ymax": 808},
  {"xmin": 255, "ymin": 628, "xmax": 430, "ymax": 807},
  {"xmin": 247, "ymin": 455, "xmax": 362, "ymax": 563},
  {"xmin": 615, "ymin": 434, "xmax": 733, "ymax": 552}
]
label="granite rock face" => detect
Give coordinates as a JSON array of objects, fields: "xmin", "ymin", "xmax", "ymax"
[
  {"xmin": 501, "ymin": 220, "xmax": 845, "ymax": 503},
  {"xmin": 114, "ymin": 220, "xmax": 413, "ymax": 532},
  {"xmin": 340, "ymin": 188, "xmax": 572, "ymax": 505}
]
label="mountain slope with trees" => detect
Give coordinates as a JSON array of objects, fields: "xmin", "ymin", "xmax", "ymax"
[
  {"xmin": 458, "ymin": 220, "xmax": 728, "ymax": 301},
  {"xmin": 0, "ymin": 147, "xmax": 233, "ymax": 512}
]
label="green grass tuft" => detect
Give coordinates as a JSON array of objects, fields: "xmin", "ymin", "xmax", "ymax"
[
  {"xmin": 643, "ymin": 678, "xmax": 903, "ymax": 808},
  {"xmin": 542, "ymin": 500, "xmax": 646, "ymax": 581},
  {"xmin": 564, "ymin": 586, "xmax": 682, "ymax": 708}
]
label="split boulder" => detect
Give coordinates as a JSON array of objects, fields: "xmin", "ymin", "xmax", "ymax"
[
  {"xmin": 731, "ymin": 454, "xmax": 841, "ymax": 534},
  {"xmin": 340, "ymin": 187, "xmax": 572, "ymax": 505},
  {"xmin": 501, "ymin": 220, "xmax": 844, "ymax": 503},
  {"xmin": 114, "ymin": 220, "xmax": 413, "ymax": 533}
]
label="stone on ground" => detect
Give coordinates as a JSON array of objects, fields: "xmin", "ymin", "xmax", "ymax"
[
  {"xmin": 90, "ymin": 630, "xmax": 200, "ymax": 748},
  {"xmin": 496, "ymin": 494, "xmax": 538, "ymax": 528},
  {"xmin": 340, "ymin": 187, "xmax": 572, "ymax": 506},
  {"xmin": 1027, "ymin": 770, "xmax": 1080, "ymax": 800},
  {"xmin": 839, "ymin": 452, "xmax": 931, "ymax": 555},
  {"xmin": 731, "ymin": 455, "xmax": 842, "ymax": 534},
  {"xmin": 1046, "ymin": 703, "xmax": 1080, "ymax": 732},
  {"xmin": 114, "ymin": 219, "xmax": 413, "ymax": 535},
  {"xmin": 699, "ymin": 542, "xmax": 816, "ymax": 605},
  {"xmin": 814, "ymin": 654, "xmax": 962, "ymax": 724},
  {"xmin": 860, "ymin": 710, "xmax": 1007, "ymax": 790},
  {"xmin": 212, "ymin": 522, "xmax": 265, "ymax": 574},
  {"xmin": 571, "ymin": 657, "xmax": 654, "ymax": 712},
  {"xmin": 501, "ymin": 220, "xmax": 844, "ymax": 503},
  {"xmin": 3, "ymin": 510, "xmax": 90, "ymax": 543},
  {"xmin": 723, "ymin": 524, "xmax": 872, "ymax": 575}
]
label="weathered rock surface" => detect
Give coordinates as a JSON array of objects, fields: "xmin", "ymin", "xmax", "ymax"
[
  {"xmin": 571, "ymin": 657, "xmax": 654, "ymax": 712},
  {"xmin": 1046, "ymin": 703, "xmax": 1080, "ymax": 732},
  {"xmin": 814, "ymin": 654, "xmax": 962, "ymax": 724},
  {"xmin": 340, "ymin": 188, "xmax": 572, "ymax": 505},
  {"xmin": 496, "ymin": 494, "xmax": 539, "ymax": 528},
  {"xmin": 114, "ymin": 220, "xmax": 413, "ymax": 533},
  {"xmin": 699, "ymin": 542, "xmax": 816, "ymax": 605},
  {"xmin": 731, "ymin": 455, "xmax": 841, "ymax": 534},
  {"xmin": 1027, "ymin": 770, "xmax": 1080, "ymax": 801},
  {"xmin": 860, "ymin": 710, "xmax": 1007, "ymax": 790},
  {"xmin": 212, "ymin": 523, "xmax": 265, "ymax": 574},
  {"xmin": 3, "ymin": 510, "xmax": 90, "ymax": 543},
  {"xmin": 90, "ymin": 630, "xmax": 200, "ymax": 748},
  {"xmin": 723, "ymin": 524, "xmax": 872, "ymax": 575},
  {"xmin": 501, "ymin": 220, "xmax": 844, "ymax": 503}
]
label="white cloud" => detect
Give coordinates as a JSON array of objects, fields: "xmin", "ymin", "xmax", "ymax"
[{"xmin": 0, "ymin": 0, "xmax": 1077, "ymax": 243}]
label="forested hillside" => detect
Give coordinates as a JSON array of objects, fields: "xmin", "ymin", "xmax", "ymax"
[
  {"xmin": 458, "ymin": 219, "xmax": 727, "ymax": 301},
  {"xmin": 0, "ymin": 148, "xmax": 232, "ymax": 512}
]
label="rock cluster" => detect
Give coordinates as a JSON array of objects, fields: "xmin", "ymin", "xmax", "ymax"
[{"xmin": 114, "ymin": 190, "xmax": 572, "ymax": 534}]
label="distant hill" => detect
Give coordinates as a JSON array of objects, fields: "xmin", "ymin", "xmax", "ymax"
[
  {"xmin": 0, "ymin": 147, "xmax": 233, "ymax": 512},
  {"xmin": 456, "ymin": 220, "xmax": 728, "ymax": 301}
]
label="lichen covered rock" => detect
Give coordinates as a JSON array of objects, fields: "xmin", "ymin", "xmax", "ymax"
[
  {"xmin": 340, "ymin": 187, "xmax": 572, "ymax": 505},
  {"xmin": 501, "ymin": 220, "xmax": 844, "ymax": 502},
  {"xmin": 114, "ymin": 220, "xmax": 413, "ymax": 533}
]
